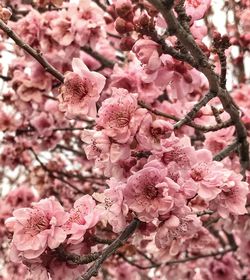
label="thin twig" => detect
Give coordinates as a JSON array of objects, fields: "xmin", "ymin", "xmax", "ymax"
[
  {"xmin": 138, "ymin": 100, "xmax": 233, "ymax": 132},
  {"xmin": 29, "ymin": 148, "xmax": 84, "ymax": 194},
  {"xmin": 174, "ymin": 91, "xmax": 216, "ymax": 129}
]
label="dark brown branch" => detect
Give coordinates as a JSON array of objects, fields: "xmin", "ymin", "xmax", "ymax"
[
  {"xmin": 78, "ymin": 218, "xmax": 140, "ymax": 280},
  {"xmin": 0, "ymin": 74, "xmax": 11, "ymax": 81},
  {"xmin": 138, "ymin": 100, "xmax": 233, "ymax": 132},
  {"xmin": 81, "ymin": 46, "xmax": 115, "ymax": 69},
  {"xmin": 146, "ymin": 0, "xmax": 249, "ymax": 174},
  {"xmin": 120, "ymin": 246, "xmax": 236, "ymax": 270},
  {"xmin": 0, "ymin": 19, "xmax": 64, "ymax": 83},
  {"xmin": 213, "ymin": 140, "xmax": 239, "ymax": 161},
  {"xmin": 211, "ymin": 106, "xmax": 223, "ymax": 124},
  {"xmin": 57, "ymin": 246, "xmax": 101, "ymax": 265},
  {"xmin": 164, "ymin": 247, "xmax": 235, "ymax": 266},
  {"xmin": 174, "ymin": 91, "xmax": 216, "ymax": 129}
]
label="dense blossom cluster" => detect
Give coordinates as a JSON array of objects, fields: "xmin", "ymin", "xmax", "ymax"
[{"xmin": 0, "ymin": 0, "xmax": 250, "ymax": 279}]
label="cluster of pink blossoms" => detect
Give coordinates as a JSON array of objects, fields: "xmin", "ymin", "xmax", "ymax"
[{"xmin": 1, "ymin": 0, "xmax": 250, "ymax": 279}]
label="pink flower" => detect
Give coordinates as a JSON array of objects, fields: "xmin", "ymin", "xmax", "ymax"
[
  {"xmin": 155, "ymin": 55, "xmax": 204, "ymax": 100},
  {"xmin": 155, "ymin": 207, "xmax": 201, "ymax": 254},
  {"xmin": 136, "ymin": 113, "xmax": 173, "ymax": 150},
  {"xmin": 58, "ymin": 58, "xmax": 106, "ymax": 118},
  {"xmin": 64, "ymin": 195, "xmax": 99, "ymax": 244},
  {"xmin": 209, "ymin": 254, "xmax": 241, "ymax": 280},
  {"xmin": 97, "ymin": 88, "xmax": 146, "ymax": 144},
  {"xmin": 204, "ymin": 127, "xmax": 235, "ymax": 154},
  {"xmin": 153, "ymin": 134, "xmax": 195, "ymax": 169},
  {"xmin": 81, "ymin": 129, "xmax": 130, "ymax": 177},
  {"xmin": 132, "ymin": 39, "xmax": 161, "ymax": 72},
  {"xmin": 123, "ymin": 160, "xmax": 178, "ymax": 222},
  {"xmin": 185, "ymin": 0, "xmax": 211, "ymax": 22},
  {"xmin": 241, "ymin": 8, "xmax": 250, "ymax": 32},
  {"xmin": 30, "ymin": 112, "xmax": 54, "ymax": 136},
  {"xmin": 93, "ymin": 178, "xmax": 129, "ymax": 232},
  {"xmin": 49, "ymin": 10, "xmax": 74, "ymax": 46},
  {"xmin": 189, "ymin": 149, "xmax": 225, "ymax": 201},
  {"xmin": 5, "ymin": 197, "xmax": 68, "ymax": 259},
  {"xmin": 71, "ymin": 0, "xmax": 105, "ymax": 47},
  {"xmin": 210, "ymin": 172, "xmax": 249, "ymax": 218}
]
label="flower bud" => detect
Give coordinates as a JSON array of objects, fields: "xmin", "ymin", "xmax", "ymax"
[
  {"xmin": 115, "ymin": 17, "xmax": 134, "ymax": 34},
  {"xmin": 115, "ymin": 0, "xmax": 133, "ymax": 19},
  {"xmin": 0, "ymin": 6, "xmax": 12, "ymax": 23},
  {"xmin": 120, "ymin": 36, "xmax": 135, "ymax": 51}
]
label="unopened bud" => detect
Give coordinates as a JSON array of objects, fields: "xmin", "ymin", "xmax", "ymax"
[
  {"xmin": 120, "ymin": 36, "xmax": 135, "ymax": 51},
  {"xmin": 115, "ymin": 0, "xmax": 133, "ymax": 19},
  {"xmin": 115, "ymin": 17, "xmax": 134, "ymax": 34},
  {"xmin": 0, "ymin": 6, "xmax": 12, "ymax": 23}
]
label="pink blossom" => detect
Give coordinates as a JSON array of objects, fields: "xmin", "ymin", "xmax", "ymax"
[
  {"xmin": 0, "ymin": 109, "xmax": 18, "ymax": 131},
  {"xmin": 5, "ymin": 186, "xmax": 37, "ymax": 209},
  {"xmin": 155, "ymin": 55, "xmax": 204, "ymax": 100},
  {"xmin": 210, "ymin": 172, "xmax": 249, "ymax": 218},
  {"xmin": 204, "ymin": 127, "xmax": 235, "ymax": 154},
  {"xmin": 123, "ymin": 160, "xmax": 179, "ymax": 222},
  {"xmin": 185, "ymin": 0, "xmax": 211, "ymax": 22},
  {"xmin": 64, "ymin": 195, "xmax": 99, "ymax": 244},
  {"xmin": 81, "ymin": 129, "xmax": 130, "ymax": 177},
  {"xmin": 154, "ymin": 134, "xmax": 195, "ymax": 168},
  {"xmin": 93, "ymin": 178, "xmax": 129, "ymax": 232},
  {"xmin": 97, "ymin": 88, "xmax": 146, "ymax": 144},
  {"xmin": 136, "ymin": 113, "xmax": 173, "ymax": 150},
  {"xmin": 155, "ymin": 207, "xmax": 201, "ymax": 254},
  {"xmin": 30, "ymin": 112, "xmax": 54, "ymax": 136},
  {"xmin": 71, "ymin": 0, "xmax": 105, "ymax": 47},
  {"xmin": 48, "ymin": 10, "xmax": 74, "ymax": 46},
  {"xmin": 5, "ymin": 197, "xmax": 68, "ymax": 259},
  {"xmin": 132, "ymin": 39, "xmax": 161, "ymax": 72},
  {"xmin": 58, "ymin": 58, "xmax": 106, "ymax": 118},
  {"xmin": 189, "ymin": 149, "xmax": 225, "ymax": 201},
  {"xmin": 241, "ymin": 8, "xmax": 250, "ymax": 32},
  {"xmin": 209, "ymin": 254, "xmax": 241, "ymax": 280}
]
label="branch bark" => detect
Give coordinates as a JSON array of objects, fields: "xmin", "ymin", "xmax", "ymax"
[{"xmin": 78, "ymin": 218, "xmax": 140, "ymax": 280}]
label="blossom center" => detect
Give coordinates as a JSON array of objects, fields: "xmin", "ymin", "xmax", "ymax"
[
  {"xmin": 62, "ymin": 75, "xmax": 93, "ymax": 104},
  {"xmin": 144, "ymin": 185, "xmax": 159, "ymax": 199},
  {"xmin": 190, "ymin": 163, "xmax": 208, "ymax": 181},
  {"xmin": 187, "ymin": 0, "xmax": 201, "ymax": 8},
  {"xmin": 108, "ymin": 110, "xmax": 131, "ymax": 128},
  {"xmin": 24, "ymin": 211, "xmax": 50, "ymax": 236}
]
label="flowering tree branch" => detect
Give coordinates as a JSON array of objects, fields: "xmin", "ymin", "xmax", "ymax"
[
  {"xmin": 138, "ymin": 100, "xmax": 233, "ymax": 132},
  {"xmin": 1, "ymin": 1, "xmax": 250, "ymax": 279},
  {"xmin": 147, "ymin": 0, "xmax": 249, "ymax": 174},
  {"xmin": 0, "ymin": 19, "xmax": 64, "ymax": 82}
]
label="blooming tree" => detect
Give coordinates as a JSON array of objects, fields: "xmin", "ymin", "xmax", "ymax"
[{"xmin": 0, "ymin": 0, "xmax": 250, "ymax": 279}]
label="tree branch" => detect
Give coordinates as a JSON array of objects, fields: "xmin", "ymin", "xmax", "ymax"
[
  {"xmin": 138, "ymin": 100, "xmax": 233, "ymax": 132},
  {"xmin": 146, "ymin": 0, "xmax": 249, "ymax": 174},
  {"xmin": 78, "ymin": 218, "xmax": 140, "ymax": 280},
  {"xmin": 0, "ymin": 19, "xmax": 64, "ymax": 83},
  {"xmin": 213, "ymin": 140, "xmax": 239, "ymax": 161},
  {"xmin": 174, "ymin": 91, "xmax": 217, "ymax": 128},
  {"xmin": 57, "ymin": 246, "xmax": 101, "ymax": 265},
  {"xmin": 81, "ymin": 46, "xmax": 115, "ymax": 69}
]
